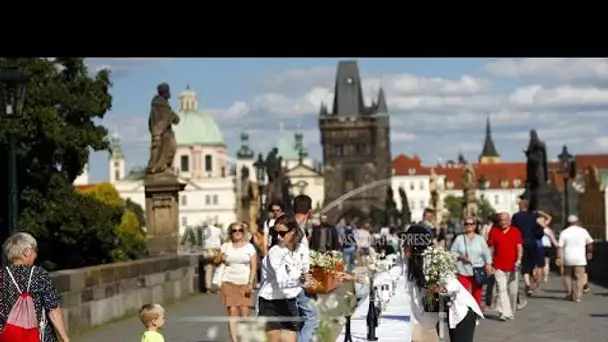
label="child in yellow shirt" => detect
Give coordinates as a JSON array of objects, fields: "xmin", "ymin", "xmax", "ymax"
[{"xmin": 139, "ymin": 303, "xmax": 166, "ymax": 342}]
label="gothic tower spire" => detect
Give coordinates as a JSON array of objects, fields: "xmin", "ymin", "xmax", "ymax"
[{"xmin": 479, "ymin": 115, "xmax": 500, "ymax": 164}]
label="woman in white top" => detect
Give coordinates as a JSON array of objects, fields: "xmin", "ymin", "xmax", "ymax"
[
  {"xmin": 405, "ymin": 225, "xmax": 483, "ymax": 342},
  {"xmin": 258, "ymin": 217, "xmax": 308, "ymax": 342},
  {"xmin": 215, "ymin": 222, "xmax": 257, "ymax": 342}
]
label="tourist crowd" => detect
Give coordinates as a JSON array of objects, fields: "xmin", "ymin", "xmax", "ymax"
[{"xmin": 0, "ymin": 193, "xmax": 594, "ymax": 342}]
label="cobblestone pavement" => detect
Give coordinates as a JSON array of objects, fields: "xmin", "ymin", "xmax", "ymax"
[
  {"xmin": 74, "ymin": 282, "xmax": 355, "ymax": 342},
  {"xmin": 475, "ymin": 274, "xmax": 608, "ymax": 342},
  {"xmin": 76, "ymin": 273, "xmax": 605, "ymax": 342}
]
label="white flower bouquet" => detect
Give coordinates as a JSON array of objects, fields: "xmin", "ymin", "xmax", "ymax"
[
  {"xmin": 306, "ymin": 250, "xmax": 345, "ymax": 294},
  {"xmin": 421, "ymin": 245, "xmax": 457, "ymax": 312}
]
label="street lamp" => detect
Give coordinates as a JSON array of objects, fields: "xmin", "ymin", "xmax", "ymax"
[
  {"xmin": 478, "ymin": 175, "xmax": 489, "ymax": 223},
  {"xmin": 253, "ymin": 153, "xmax": 266, "ymax": 224},
  {"xmin": 558, "ymin": 145, "xmax": 575, "ymax": 227},
  {"xmin": 0, "ymin": 58, "xmax": 28, "ymax": 241}
]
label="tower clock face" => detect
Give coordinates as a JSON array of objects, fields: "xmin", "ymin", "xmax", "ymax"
[{"xmin": 346, "ymin": 77, "xmax": 353, "ymax": 84}]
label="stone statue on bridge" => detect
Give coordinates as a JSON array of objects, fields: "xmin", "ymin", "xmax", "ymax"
[
  {"xmin": 524, "ymin": 129, "xmax": 549, "ymax": 190},
  {"xmin": 146, "ymin": 83, "xmax": 180, "ymax": 175},
  {"xmin": 398, "ymin": 186, "xmax": 412, "ymax": 227}
]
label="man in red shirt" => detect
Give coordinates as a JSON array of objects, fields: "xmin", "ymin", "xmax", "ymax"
[{"xmin": 487, "ymin": 212, "xmax": 523, "ymax": 321}]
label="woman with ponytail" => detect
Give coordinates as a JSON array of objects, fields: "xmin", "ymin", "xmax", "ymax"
[{"xmin": 405, "ymin": 225, "xmax": 483, "ymax": 342}]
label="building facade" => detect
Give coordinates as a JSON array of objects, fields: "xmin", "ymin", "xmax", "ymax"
[{"xmin": 110, "ymin": 87, "xmax": 236, "ymax": 233}]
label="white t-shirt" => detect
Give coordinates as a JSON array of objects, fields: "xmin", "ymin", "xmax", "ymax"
[
  {"xmin": 259, "ymin": 244, "xmax": 307, "ymax": 300},
  {"xmin": 542, "ymin": 228, "xmax": 553, "ymax": 247},
  {"xmin": 221, "ymin": 242, "xmax": 256, "ymax": 284},
  {"xmin": 204, "ymin": 225, "xmax": 224, "ymax": 249},
  {"xmin": 355, "ymin": 229, "xmax": 372, "ymax": 248},
  {"xmin": 558, "ymin": 226, "xmax": 593, "ymax": 266}
]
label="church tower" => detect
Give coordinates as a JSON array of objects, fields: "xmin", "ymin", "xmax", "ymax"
[
  {"xmin": 319, "ymin": 60, "xmax": 392, "ymax": 223},
  {"xmin": 109, "ymin": 132, "xmax": 126, "ymax": 183},
  {"xmin": 479, "ymin": 115, "xmax": 500, "ymax": 164}
]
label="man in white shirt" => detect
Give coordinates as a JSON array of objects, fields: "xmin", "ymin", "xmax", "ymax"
[
  {"xmin": 557, "ymin": 215, "xmax": 594, "ymax": 302},
  {"xmin": 203, "ymin": 223, "xmax": 224, "ymax": 292}
]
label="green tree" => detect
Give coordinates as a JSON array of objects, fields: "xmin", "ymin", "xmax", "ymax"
[
  {"xmin": 78, "ymin": 183, "xmax": 147, "ymax": 260},
  {"xmin": 443, "ymin": 194, "xmax": 496, "ymax": 223},
  {"xmin": 0, "ymin": 58, "xmax": 116, "ymax": 270}
]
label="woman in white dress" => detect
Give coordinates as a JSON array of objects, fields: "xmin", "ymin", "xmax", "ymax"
[{"xmin": 404, "ymin": 225, "xmax": 484, "ymax": 342}]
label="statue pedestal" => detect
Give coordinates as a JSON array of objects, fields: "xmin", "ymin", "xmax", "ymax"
[
  {"xmin": 531, "ymin": 184, "xmax": 563, "ymax": 228},
  {"xmin": 144, "ymin": 173, "xmax": 186, "ymax": 256}
]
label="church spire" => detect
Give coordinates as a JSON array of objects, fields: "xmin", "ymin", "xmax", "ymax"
[
  {"xmin": 331, "ymin": 60, "xmax": 366, "ymax": 116},
  {"xmin": 479, "ymin": 115, "xmax": 500, "ymax": 164},
  {"xmin": 375, "ymin": 87, "xmax": 388, "ymax": 114}
]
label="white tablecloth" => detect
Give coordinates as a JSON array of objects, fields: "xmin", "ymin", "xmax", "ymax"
[{"xmin": 336, "ymin": 262, "xmax": 412, "ymax": 341}]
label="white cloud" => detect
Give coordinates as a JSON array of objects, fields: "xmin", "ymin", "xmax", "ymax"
[{"xmin": 485, "ymin": 58, "xmax": 608, "ymax": 86}]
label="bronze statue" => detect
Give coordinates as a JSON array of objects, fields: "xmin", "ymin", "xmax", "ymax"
[
  {"xmin": 524, "ymin": 129, "xmax": 548, "ymax": 189},
  {"xmin": 398, "ymin": 186, "xmax": 411, "ymax": 226},
  {"xmin": 385, "ymin": 186, "xmax": 398, "ymax": 226},
  {"xmin": 265, "ymin": 148, "xmax": 279, "ymax": 183},
  {"xmin": 146, "ymin": 83, "xmax": 180, "ymax": 174},
  {"xmin": 239, "ymin": 166, "xmax": 254, "ymax": 211}
]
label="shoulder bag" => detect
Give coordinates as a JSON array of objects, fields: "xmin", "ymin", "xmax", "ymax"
[{"xmin": 465, "ymin": 235, "xmax": 488, "ymax": 285}]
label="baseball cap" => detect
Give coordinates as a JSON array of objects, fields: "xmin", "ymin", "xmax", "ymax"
[{"xmin": 567, "ymin": 215, "xmax": 579, "ymax": 223}]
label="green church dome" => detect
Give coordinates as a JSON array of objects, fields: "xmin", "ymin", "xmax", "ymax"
[{"xmin": 173, "ymin": 86, "xmax": 225, "ymax": 147}]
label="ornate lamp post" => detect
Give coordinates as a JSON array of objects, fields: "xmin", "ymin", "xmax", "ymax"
[
  {"xmin": 478, "ymin": 175, "xmax": 489, "ymax": 222},
  {"xmin": 0, "ymin": 58, "xmax": 27, "ymax": 244},
  {"xmin": 558, "ymin": 145, "xmax": 575, "ymax": 227},
  {"xmin": 253, "ymin": 153, "xmax": 267, "ymax": 224}
]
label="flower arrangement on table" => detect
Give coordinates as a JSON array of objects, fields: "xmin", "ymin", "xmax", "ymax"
[
  {"xmin": 306, "ymin": 250, "xmax": 345, "ymax": 294},
  {"xmin": 421, "ymin": 245, "xmax": 457, "ymax": 312}
]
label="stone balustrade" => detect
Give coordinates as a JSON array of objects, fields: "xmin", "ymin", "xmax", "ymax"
[
  {"xmin": 50, "ymin": 255, "xmax": 199, "ymax": 334},
  {"xmin": 587, "ymin": 241, "xmax": 608, "ymax": 287}
]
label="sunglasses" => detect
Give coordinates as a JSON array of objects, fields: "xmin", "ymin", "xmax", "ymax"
[
  {"xmin": 231, "ymin": 229, "xmax": 244, "ymax": 233},
  {"xmin": 276, "ymin": 229, "xmax": 293, "ymax": 237},
  {"xmin": 464, "ymin": 222, "xmax": 475, "ymax": 225}
]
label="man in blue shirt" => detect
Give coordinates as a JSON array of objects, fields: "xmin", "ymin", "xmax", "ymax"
[{"xmin": 511, "ymin": 200, "xmax": 550, "ymax": 296}]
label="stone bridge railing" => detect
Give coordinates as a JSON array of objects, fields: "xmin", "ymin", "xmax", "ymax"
[
  {"xmin": 587, "ymin": 242, "xmax": 608, "ymax": 287},
  {"xmin": 50, "ymin": 255, "xmax": 200, "ymax": 334}
]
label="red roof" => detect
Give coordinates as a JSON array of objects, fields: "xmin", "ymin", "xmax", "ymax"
[
  {"xmin": 393, "ymin": 154, "xmax": 526, "ymax": 190},
  {"xmin": 75, "ymin": 184, "xmax": 96, "ymax": 191},
  {"xmin": 393, "ymin": 153, "xmax": 608, "ymax": 191}
]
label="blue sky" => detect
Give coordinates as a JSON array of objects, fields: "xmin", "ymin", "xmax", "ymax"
[{"xmin": 85, "ymin": 58, "xmax": 608, "ymax": 181}]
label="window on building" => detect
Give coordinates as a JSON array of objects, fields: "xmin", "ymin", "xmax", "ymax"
[
  {"xmin": 419, "ymin": 181, "xmax": 424, "ymax": 191},
  {"xmin": 113, "ymin": 161, "xmax": 119, "ymax": 168},
  {"xmin": 114, "ymin": 170, "xmax": 120, "ymax": 181},
  {"xmin": 205, "ymin": 195, "xmax": 211, "ymax": 205},
  {"xmin": 181, "ymin": 216, "xmax": 188, "ymax": 227},
  {"xmin": 344, "ymin": 168, "xmax": 355, "ymax": 192},
  {"xmin": 494, "ymin": 195, "xmax": 500, "ymax": 205},
  {"xmin": 212, "ymin": 195, "xmax": 218, "ymax": 205},
  {"xmin": 205, "ymin": 155, "xmax": 213, "ymax": 172},
  {"xmin": 409, "ymin": 182, "xmax": 415, "ymax": 191},
  {"xmin": 356, "ymin": 143, "xmax": 370, "ymax": 154},
  {"xmin": 221, "ymin": 167, "xmax": 226, "ymax": 177},
  {"xmin": 181, "ymin": 195, "xmax": 187, "ymax": 206},
  {"xmin": 420, "ymin": 200, "xmax": 425, "ymax": 209},
  {"xmin": 180, "ymin": 155, "xmax": 189, "ymax": 172}
]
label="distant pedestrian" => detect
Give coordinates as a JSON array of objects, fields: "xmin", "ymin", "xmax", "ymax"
[
  {"xmin": 487, "ymin": 213, "xmax": 523, "ymax": 321},
  {"xmin": 451, "ymin": 216, "xmax": 493, "ymax": 309},
  {"xmin": 511, "ymin": 201, "xmax": 549, "ymax": 296},
  {"xmin": 139, "ymin": 303, "xmax": 166, "ymax": 342},
  {"xmin": 556, "ymin": 215, "xmax": 594, "ymax": 302}
]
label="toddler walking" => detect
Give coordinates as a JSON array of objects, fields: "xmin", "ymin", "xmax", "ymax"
[{"xmin": 140, "ymin": 303, "xmax": 166, "ymax": 342}]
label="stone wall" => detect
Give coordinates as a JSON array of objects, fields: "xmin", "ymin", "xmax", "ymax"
[
  {"xmin": 587, "ymin": 242, "xmax": 608, "ymax": 287},
  {"xmin": 50, "ymin": 255, "xmax": 199, "ymax": 334}
]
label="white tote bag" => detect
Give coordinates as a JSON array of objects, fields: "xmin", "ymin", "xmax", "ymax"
[{"xmin": 211, "ymin": 263, "xmax": 225, "ymax": 289}]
